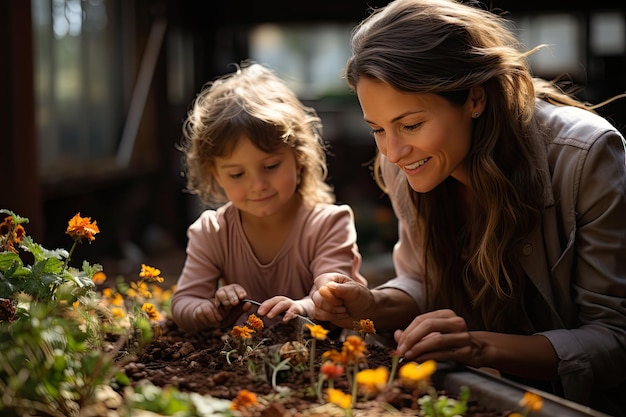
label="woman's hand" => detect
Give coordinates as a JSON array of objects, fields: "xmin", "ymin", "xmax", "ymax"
[
  {"xmin": 311, "ymin": 273, "xmax": 375, "ymax": 323},
  {"xmin": 394, "ymin": 309, "xmax": 485, "ymax": 367}
]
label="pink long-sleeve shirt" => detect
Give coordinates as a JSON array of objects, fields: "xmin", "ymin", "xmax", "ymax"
[{"xmin": 171, "ymin": 201, "xmax": 365, "ymax": 331}]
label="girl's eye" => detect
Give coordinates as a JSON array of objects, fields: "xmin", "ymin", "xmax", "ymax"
[
  {"xmin": 265, "ymin": 162, "xmax": 280, "ymax": 170},
  {"xmin": 229, "ymin": 172, "xmax": 244, "ymax": 179}
]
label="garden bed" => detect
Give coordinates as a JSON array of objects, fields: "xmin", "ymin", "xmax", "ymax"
[
  {"xmin": 0, "ymin": 209, "xmax": 613, "ymax": 417},
  {"xmin": 120, "ymin": 318, "xmax": 612, "ymax": 417}
]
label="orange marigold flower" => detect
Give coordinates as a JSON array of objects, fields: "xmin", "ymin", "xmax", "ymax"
[
  {"xmin": 326, "ymin": 388, "xmax": 352, "ymax": 410},
  {"xmin": 92, "ymin": 271, "xmax": 107, "ymax": 285},
  {"xmin": 139, "ymin": 264, "xmax": 164, "ymax": 283},
  {"xmin": 231, "ymin": 325, "xmax": 254, "ymax": 340},
  {"xmin": 66, "ymin": 213, "xmax": 100, "ymax": 243},
  {"xmin": 0, "ymin": 215, "xmax": 26, "ymax": 253},
  {"xmin": 354, "ymin": 318, "xmax": 376, "ymax": 334},
  {"xmin": 247, "ymin": 314, "xmax": 264, "ymax": 331},
  {"xmin": 305, "ymin": 323, "xmax": 329, "ymax": 340},
  {"xmin": 14, "ymin": 224, "xmax": 25, "ymax": 243},
  {"xmin": 141, "ymin": 303, "xmax": 160, "ymax": 321},
  {"xmin": 321, "ymin": 349, "xmax": 345, "ymax": 364},
  {"xmin": 229, "ymin": 389, "xmax": 258, "ymax": 411},
  {"xmin": 520, "ymin": 391, "xmax": 543, "ymax": 412},
  {"xmin": 342, "ymin": 335, "xmax": 367, "ymax": 361},
  {"xmin": 0, "ymin": 216, "xmax": 11, "ymax": 235}
]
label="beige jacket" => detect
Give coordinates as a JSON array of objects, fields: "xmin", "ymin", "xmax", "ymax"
[{"xmin": 378, "ymin": 101, "xmax": 626, "ymax": 413}]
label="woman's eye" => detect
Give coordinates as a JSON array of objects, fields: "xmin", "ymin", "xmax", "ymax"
[
  {"xmin": 370, "ymin": 128, "xmax": 384, "ymax": 136},
  {"xmin": 404, "ymin": 123, "xmax": 421, "ymax": 131}
]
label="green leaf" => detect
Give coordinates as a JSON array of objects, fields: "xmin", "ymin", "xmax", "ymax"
[
  {"xmin": 20, "ymin": 236, "xmax": 68, "ymax": 264},
  {"xmin": 0, "ymin": 252, "xmax": 22, "ymax": 273}
]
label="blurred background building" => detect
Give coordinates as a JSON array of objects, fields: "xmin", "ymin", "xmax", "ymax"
[{"xmin": 2, "ymin": 0, "xmax": 625, "ymax": 286}]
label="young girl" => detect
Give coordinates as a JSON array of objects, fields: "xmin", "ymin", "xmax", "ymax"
[{"xmin": 171, "ymin": 62, "xmax": 366, "ymax": 332}]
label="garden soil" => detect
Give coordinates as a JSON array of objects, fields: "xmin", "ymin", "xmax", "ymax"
[{"xmin": 122, "ymin": 318, "xmax": 505, "ymax": 416}]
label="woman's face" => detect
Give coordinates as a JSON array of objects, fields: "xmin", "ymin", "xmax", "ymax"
[{"xmin": 356, "ymin": 77, "xmax": 482, "ymax": 191}]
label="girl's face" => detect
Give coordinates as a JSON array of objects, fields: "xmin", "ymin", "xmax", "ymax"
[
  {"xmin": 356, "ymin": 77, "xmax": 484, "ymax": 191},
  {"xmin": 214, "ymin": 135, "xmax": 299, "ymax": 218}
]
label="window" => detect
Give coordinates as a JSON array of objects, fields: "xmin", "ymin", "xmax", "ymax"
[{"xmin": 31, "ymin": 0, "xmax": 135, "ymax": 181}]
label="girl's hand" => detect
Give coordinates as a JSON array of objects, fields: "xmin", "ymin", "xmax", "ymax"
[
  {"xmin": 192, "ymin": 300, "xmax": 224, "ymax": 329},
  {"xmin": 256, "ymin": 296, "xmax": 311, "ymax": 322},
  {"xmin": 394, "ymin": 309, "xmax": 482, "ymax": 366}
]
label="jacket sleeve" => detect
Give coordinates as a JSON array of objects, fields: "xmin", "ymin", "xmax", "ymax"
[{"xmin": 539, "ymin": 128, "xmax": 626, "ymax": 402}]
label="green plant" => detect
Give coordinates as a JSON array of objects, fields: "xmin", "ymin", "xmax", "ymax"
[
  {"xmin": 0, "ymin": 210, "xmax": 98, "ymax": 315},
  {"xmin": 0, "ymin": 299, "xmax": 123, "ymax": 416},
  {"xmin": 418, "ymin": 385, "xmax": 470, "ymax": 417},
  {"xmin": 125, "ymin": 380, "xmax": 234, "ymax": 416}
]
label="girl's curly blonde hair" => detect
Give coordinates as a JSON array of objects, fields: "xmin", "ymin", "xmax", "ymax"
[{"xmin": 180, "ymin": 61, "xmax": 334, "ymax": 208}]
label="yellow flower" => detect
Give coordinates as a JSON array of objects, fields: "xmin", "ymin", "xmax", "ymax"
[
  {"xmin": 65, "ymin": 213, "xmax": 99, "ymax": 242},
  {"xmin": 305, "ymin": 323, "xmax": 329, "ymax": 340},
  {"xmin": 247, "ymin": 314, "xmax": 264, "ymax": 331},
  {"xmin": 129, "ymin": 281, "xmax": 152, "ymax": 299},
  {"xmin": 326, "ymin": 388, "xmax": 352, "ymax": 410},
  {"xmin": 111, "ymin": 307, "xmax": 126, "ymax": 318},
  {"xmin": 231, "ymin": 325, "xmax": 254, "ymax": 340},
  {"xmin": 229, "ymin": 389, "xmax": 258, "ymax": 411},
  {"xmin": 141, "ymin": 303, "xmax": 160, "ymax": 321},
  {"xmin": 109, "ymin": 292, "xmax": 124, "ymax": 307},
  {"xmin": 91, "ymin": 271, "xmax": 106, "ymax": 285},
  {"xmin": 356, "ymin": 367, "xmax": 389, "ymax": 393},
  {"xmin": 398, "ymin": 360, "xmax": 437, "ymax": 383},
  {"xmin": 139, "ymin": 264, "xmax": 164, "ymax": 283},
  {"xmin": 520, "ymin": 391, "xmax": 543, "ymax": 412}
]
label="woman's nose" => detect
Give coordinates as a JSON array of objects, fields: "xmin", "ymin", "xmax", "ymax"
[{"xmin": 382, "ymin": 133, "xmax": 411, "ymax": 164}]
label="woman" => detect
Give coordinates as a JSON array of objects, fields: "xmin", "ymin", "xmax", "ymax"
[{"xmin": 311, "ymin": 0, "xmax": 626, "ymax": 414}]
